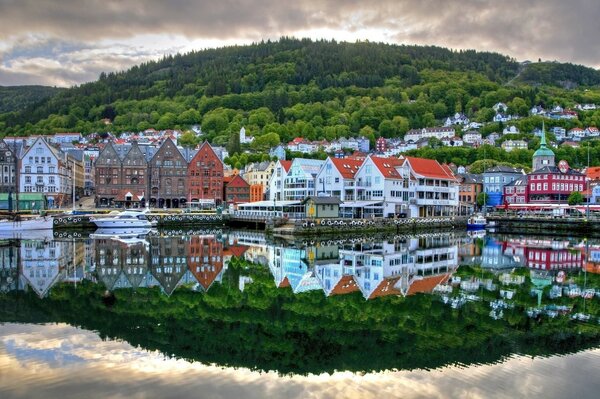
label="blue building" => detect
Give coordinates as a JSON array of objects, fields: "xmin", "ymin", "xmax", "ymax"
[{"xmin": 483, "ymin": 165, "xmax": 525, "ymax": 207}]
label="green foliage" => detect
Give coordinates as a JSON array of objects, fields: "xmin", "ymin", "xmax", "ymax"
[
  {"xmin": 0, "ymin": 85, "xmax": 63, "ymax": 113},
  {"xmin": 476, "ymin": 192, "xmax": 489, "ymax": 207},
  {"xmin": 568, "ymin": 191, "xmax": 584, "ymax": 205}
]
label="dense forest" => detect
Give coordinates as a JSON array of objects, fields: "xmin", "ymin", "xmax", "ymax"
[
  {"xmin": 1, "ymin": 38, "xmax": 600, "ymax": 162},
  {"xmin": 0, "ymin": 85, "xmax": 63, "ymax": 113}
]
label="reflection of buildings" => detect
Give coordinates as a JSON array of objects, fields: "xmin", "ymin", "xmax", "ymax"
[
  {"xmin": 189, "ymin": 235, "xmax": 224, "ymax": 291},
  {"xmin": 0, "ymin": 246, "xmax": 19, "ymax": 293},
  {"xmin": 483, "ymin": 237, "xmax": 584, "ymax": 271},
  {"xmin": 315, "ymin": 235, "xmax": 458, "ymax": 300},
  {"xmin": 268, "ymin": 245, "xmax": 322, "ymax": 293},
  {"xmin": 20, "ymin": 239, "xmax": 73, "ymax": 297}
]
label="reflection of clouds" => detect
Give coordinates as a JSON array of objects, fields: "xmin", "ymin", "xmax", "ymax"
[
  {"xmin": 1, "ymin": 1, "xmax": 600, "ymax": 85},
  {"xmin": 1, "ymin": 323, "xmax": 599, "ymax": 399}
]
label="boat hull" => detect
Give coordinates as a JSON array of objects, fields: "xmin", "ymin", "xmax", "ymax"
[
  {"xmin": 467, "ymin": 223, "xmax": 486, "ymax": 230},
  {"xmin": 92, "ymin": 220, "xmax": 152, "ymax": 228},
  {"xmin": 0, "ymin": 217, "xmax": 54, "ymax": 231}
]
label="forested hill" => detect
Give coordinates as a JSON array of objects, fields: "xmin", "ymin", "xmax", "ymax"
[
  {"xmin": 1, "ymin": 38, "xmax": 600, "ymax": 143},
  {"xmin": 0, "ymin": 85, "xmax": 63, "ymax": 113},
  {"xmin": 516, "ymin": 62, "xmax": 600, "ymax": 88}
]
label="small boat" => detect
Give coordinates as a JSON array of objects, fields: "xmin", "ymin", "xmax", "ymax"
[
  {"xmin": 90, "ymin": 209, "xmax": 154, "ymax": 229},
  {"xmin": 467, "ymin": 214, "xmax": 486, "ymax": 230},
  {"xmin": 0, "ymin": 215, "xmax": 54, "ymax": 232}
]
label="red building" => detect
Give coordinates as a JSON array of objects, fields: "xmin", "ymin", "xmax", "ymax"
[
  {"xmin": 528, "ymin": 165, "xmax": 586, "ymax": 203},
  {"xmin": 224, "ymin": 174, "xmax": 250, "ymax": 205},
  {"xmin": 188, "ymin": 142, "xmax": 224, "ymax": 206},
  {"xmin": 376, "ymin": 137, "xmax": 387, "ymax": 153},
  {"xmin": 503, "ymin": 176, "xmax": 528, "ymax": 204},
  {"xmin": 188, "ymin": 235, "xmax": 224, "ymax": 291}
]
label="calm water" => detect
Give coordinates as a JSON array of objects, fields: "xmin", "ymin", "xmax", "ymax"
[{"xmin": 1, "ymin": 228, "xmax": 599, "ymax": 398}]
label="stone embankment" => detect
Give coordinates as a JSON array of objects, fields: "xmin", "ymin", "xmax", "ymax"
[{"xmin": 272, "ymin": 216, "xmax": 466, "ymax": 237}]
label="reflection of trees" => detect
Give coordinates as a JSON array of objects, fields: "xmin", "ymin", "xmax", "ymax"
[{"xmin": 0, "ymin": 258, "xmax": 598, "ymax": 375}]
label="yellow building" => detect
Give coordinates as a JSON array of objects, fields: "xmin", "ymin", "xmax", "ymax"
[{"xmin": 243, "ymin": 161, "xmax": 275, "ymax": 200}]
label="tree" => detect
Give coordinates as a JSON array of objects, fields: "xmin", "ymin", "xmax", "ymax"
[
  {"xmin": 476, "ymin": 192, "xmax": 489, "ymax": 208},
  {"xmin": 568, "ymin": 191, "xmax": 584, "ymax": 205},
  {"xmin": 227, "ymin": 129, "xmax": 241, "ymax": 154},
  {"xmin": 179, "ymin": 131, "xmax": 199, "ymax": 148}
]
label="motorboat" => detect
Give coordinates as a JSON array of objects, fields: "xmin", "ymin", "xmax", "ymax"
[
  {"xmin": 467, "ymin": 214, "xmax": 486, "ymax": 230},
  {"xmin": 90, "ymin": 227, "xmax": 153, "ymax": 247},
  {"xmin": 90, "ymin": 209, "xmax": 155, "ymax": 229},
  {"xmin": 0, "ymin": 215, "xmax": 54, "ymax": 232}
]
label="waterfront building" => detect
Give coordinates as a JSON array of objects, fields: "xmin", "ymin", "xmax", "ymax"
[
  {"xmin": 149, "ymin": 138, "xmax": 189, "ymax": 208},
  {"xmin": 483, "ymin": 165, "xmax": 525, "ymax": 207},
  {"xmin": 187, "ymin": 141, "xmax": 223, "ymax": 206},
  {"xmin": 282, "ymin": 158, "xmax": 325, "ymax": 201},
  {"xmin": 503, "ymin": 176, "xmax": 528, "ymax": 204},
  {"xmin": 529, "ymin": 129, "xmax": 585, "ymax": 203},
  {"xmin": 224, "ymin": 174, "xmax": 250, "ymax": 205},
  {"xmin": 315, "ymin": 157, "xmax": 363, "ymax": 200},
  {"xmin": 244, "ymin": 161, "xmax": 275, "ymax": 202},
  {"xmin": 457, "ymin": 173, "xmax": 483, "ymax": 214},
  {"xmin": 19, "ymin": 137, "xmax": 77, "ymax": 208},
  {"xmin": 0, "ymin": 139, "xmax": 19, "ymax": 194},
  {"xmin": 401, "ymin": 156, "xmax": 458, "ymax": 217},
  {"xmin": 267, "ymin": 160, "xmax": 292, "ymax": 201}
]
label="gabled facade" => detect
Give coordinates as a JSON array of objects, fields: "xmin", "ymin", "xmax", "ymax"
[
  {"xmin": 0, "ymin": 140, "xmax": 18, "ymax": 194},
  {"xmin": 188, "ymin": 141, "xmax": 223, "ymax": 206},
  {"xmin": 400, "ymin": 156, "xmax": 458, "ymax": 217},
  {"xmin": 119, "ymin": 142, "xmax": 147, "ymax": 207},
  {"xmin": 19, "ymin": 137, "xmax": 72, "ymax": 208},
  {"xmin": 282, "ymin": 158, "xmax": 324, "ymax": 201},
  {"xmin": 267, "ymin": 160, "xmax": 292, "ymax": 201},
  {"xmin": 149, "ymin": 138, "xmax": 188, "ymax": 208},
  {"xmin": 315, "ymin": 157, "xmax": 363, "ymax": 200},
  {"xmin": 225, "ymin": 174, "xmax": 250, "ymax": 205},
  {"xmin": 94, "ymin": 142, "xmax": 122, "ymax": 207}
]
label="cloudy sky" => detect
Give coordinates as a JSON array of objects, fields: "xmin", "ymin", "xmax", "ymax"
[{"xmin": 0, "ymin": 0, "xmax": 599, "ymax": 87}]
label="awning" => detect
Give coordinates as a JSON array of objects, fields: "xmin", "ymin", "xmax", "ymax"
[{"xmin": 340, "ymin": 201, "xmax": 383, "ymax": 208}]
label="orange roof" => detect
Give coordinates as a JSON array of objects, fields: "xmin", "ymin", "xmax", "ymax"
[
  {"xmin": 368, "ymin": 276, "xmax": 402, "ymax": 299},
  {"xmin": 280, "ymin": 160, "xmax": 292, "ymax": 172},
  {"xmin": 406, "ymin": 274, "xmax": 451, "ymax": 296},
  {"xmin": 402, "ymin": 156, "xmax": 456, "ymax": 180},
  {"xmin": 330, "ymin": 275, "xmax": 359, "ymax": 295},
  {"xmin": 585, "ymin": 262, "xmax": 600, "ymax": 274},
  {"xmin": 331, "ymin": 158, "xmax": 363, "ymax": 179},
  {"xmin": 278, "ymin": 276, "xmax": 291, "ymax": 288},
  {"xmin": 226, "ymin": 174, "xmax": 249, "ymax": 188},
  {"xmin": 587, "ymin": 166, "xmax": 600, "ymax": 180},
  {"xmin": 370, "ymin": 156, "xmax": 404, "ymax": 179}
]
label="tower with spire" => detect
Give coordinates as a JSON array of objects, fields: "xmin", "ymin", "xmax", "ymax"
[{"xmin": 532, "ymin": 123, "xmax": 555, "ymax": 171}]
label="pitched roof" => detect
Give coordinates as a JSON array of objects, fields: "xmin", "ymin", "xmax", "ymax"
[
  {"xmin": 370, "ymin": 156, "xmax": 404, "ymax": 179},
  {"xmin": 330, "ymin": 157, "xmax": 363, "ymax": 179},
  {"xmin": 406, "ymin": 274, "xmax": 451, "ymax": 296},
  {"xmin": 226, "ymin": 174, "xmax": 250, "ymax": 188},
  {"xmin": 302, "ymin": 196, "xmax": 342, "ymax": 205},
  {"xmin": 368, "ymin": 276, "xmax": 402, "ymax": 299},
  {"xmin": 330, "ymin": 275, "xmax": 359, "ymax": 295},
  {"xmin": 280, "ymin": 160, "xmax": 292, "ymax": 172},
  {"xmin": 402, "ymin": 156, "xmax": 456, "ymax": 180},
  {"xmin": 587, "ymin": 166, "xmax": 600, "ymax": 180}
]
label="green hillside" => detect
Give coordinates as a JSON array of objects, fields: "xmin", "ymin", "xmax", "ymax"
[
  {"xmin": 0, "ymin": 85, "xmax": 63, "ymax": 113},
  {"xmin": 1, "ymin": 38, "xmax": 600, "ymax": 149}
]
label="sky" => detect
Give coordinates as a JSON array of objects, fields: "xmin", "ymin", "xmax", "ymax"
[{"xmin": 0, "ymin": 0, "xmax": 599, "ymax": 87}]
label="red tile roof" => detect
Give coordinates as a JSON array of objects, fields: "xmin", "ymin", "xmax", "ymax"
[
  {"xmin": 587, "ymin": 166, "xmax": 600, "ymax": 180},
  {"xmin": 330, "ymin": 275, "xmax": 359, "ymax": 295},
  {"xmin": 406, "ymin": 274, "xmax": 451, "ymax": 296},
  {"xmin": 371, "ymin": 156, "xmax": 404, "ymax": 179},
  {"xmin": 401, "ymin": 156, "xmax": 456, "ymax": 180},
  {"xmin": 368, "ymin": 276, "xmax": 402, "ymax": 299},
  {"xmin": 331, "ymin": 158, "xmax": 363, "ymax": 179},
  {"xmin": 278, "ymin": 276, "xmax": 291, "ymax": 288},
  {"xmin": 280, "ymin": 160, "xmax": 292, "ymax": 172}
]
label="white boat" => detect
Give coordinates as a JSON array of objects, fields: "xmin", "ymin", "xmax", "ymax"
[
  {"xmin": 90, "ymin": 209, "xmax": 154, "ymax": 229},
  {"xmin": 467, "ymin": 214, "xmax": 486, "ymax": 230},
  {"xmin": 0, "ymin": 215, "xmax": 54, "ymax": 232}
]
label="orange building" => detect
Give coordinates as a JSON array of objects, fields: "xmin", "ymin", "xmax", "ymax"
[{"xmin": 249, "ymin": 184, "xmax": 263, "ymax": 202}]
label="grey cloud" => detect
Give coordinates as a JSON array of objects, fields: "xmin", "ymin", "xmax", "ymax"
[{"xmin": 0, "ymin": 0, "xmax": 599, "ymax": 86}]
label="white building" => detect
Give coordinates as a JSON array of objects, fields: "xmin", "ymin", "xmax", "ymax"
[
  {"xmin": 462, "ymin": 131, "xmax": 482, "ymax": 144},
  {"xmin": 404, "ymin": 127, "xmax": 455, "ymax": 142},
  {"xmin": 267, "ymin": 160, "xmax": 292, "ymax": 201},
  {"xmin": 240, "ymin": 127, "xmax": 254, "ymax": 144},
  {"xmin": 19, "ymin": 137, "xmax": 73, "ymax": 208},
  {"xmin": 501, "ymin": 140, "xmax": 528, "ymax": 152},
  {"xmin": 315, "ymin": 157, "xmax": 363, "ymax": 201},
  {"xmin": 282, "ymin": 158, "xmax": 325, "ymax": 201}
]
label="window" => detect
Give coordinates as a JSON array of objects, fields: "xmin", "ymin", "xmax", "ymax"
[
  {"xmin": 37, "ymin": 166, "xmax": 43, "ymax": 174},
  {"xmin": 25, "ymin": 166, "xmax": 31, "ymax": 173}
]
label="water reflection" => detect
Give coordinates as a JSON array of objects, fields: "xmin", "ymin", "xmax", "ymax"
[{"xmin": 1, "ymin": 229, "xmax": 599, "ymax": 376}]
